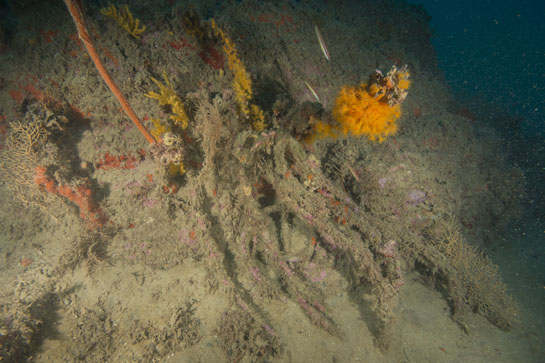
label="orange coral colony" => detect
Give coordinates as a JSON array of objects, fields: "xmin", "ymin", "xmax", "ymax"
[
  {"xmin": 333, "ymin": 83, "xmax": 400, "ymax": 142},
  {"xmin": 332, "ymin": 65, "xmax": 410, "ymax": 142},
  {"xmin": 34, "ymin": 165, "xmax": 108, "ymax": 229}
]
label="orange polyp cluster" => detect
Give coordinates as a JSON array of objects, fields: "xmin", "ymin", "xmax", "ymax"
[
  {"xmin": 34, "ymin": 166, "xmax": 56, "ymax": 192},
  {"xmin": 309, "ymin": 65, "xmax": 410, "ymax": 143},
  {"xmin": 34, "ymin": 166, "xmax": 108, "ymax": 229},
  {"xmin": 96, "ymin": 151, "xmax": 142, "ymax": 170},
  {"xmin": 332, "ymin": 83, "xmax": 400, "ymax": 142}
]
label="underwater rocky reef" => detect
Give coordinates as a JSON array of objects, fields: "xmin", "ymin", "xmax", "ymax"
[{"xmin": 0, "ymin": 0, "xmax": 532, "ymax": 362}]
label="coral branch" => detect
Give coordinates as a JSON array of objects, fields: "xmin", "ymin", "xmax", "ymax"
[
  {"xmin": 63, "ymin": 0, "xmax": 155, "ymax": 145},
  {"xmin": 211, "ymin": 19, "xmax": 265, "ymax": 131},
  {"xmin": 95, "ymin": 151, "xmax": 143, "ymax": 170},
  {"xmin": 145, "ymin": 71, "xmax": 189, "ymax": 130},
  {"xmin": 100, "ymin": 4, "xmax": 146, "ymax": 39},
  {"xmin": 34, "ymin": 166, "xmax": 108, "ymax": 229}
]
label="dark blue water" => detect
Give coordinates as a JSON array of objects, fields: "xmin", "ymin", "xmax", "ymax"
[{"xmin": 409, "ymin": 0, "xmax": 545, "ymax": 137}]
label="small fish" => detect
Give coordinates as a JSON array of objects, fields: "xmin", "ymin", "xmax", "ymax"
[
  {"xmin": 304, "ymin": 80, "xmax": 321, "ymax": 103},
  {"xmin": 314, "ymin": 25, "xmax": 330, "ymax": 61},
  {"xmin": 345, "ymin": 163, "xmax": 360, "ymax": 182}
]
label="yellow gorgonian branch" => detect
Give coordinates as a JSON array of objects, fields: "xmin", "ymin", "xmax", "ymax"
[
  {"xmin": 211, "ymin": 19, "xmax": 265, "ymax": 131},
  {"xmin": 249, "ymin": 104, "xmax": 265, "ymax": 132},
  {"xmin": 149, "ymin": 118, "xmax": 170, "ymax": 142},
  {"xmin": 210, "ymin": 19, "xmax": 251, "ymax": 115},
  {"xmin": 100, "ymin": 4, "xmax": 146, "ymax": 39},
  {"xmin": 145, "ymin": 71, "xmax": 189, "ymax": 129}
]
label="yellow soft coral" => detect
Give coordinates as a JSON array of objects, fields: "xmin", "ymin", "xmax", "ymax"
[
  {"xmin": 100, "ymin": 4, "xmax": 145, "ymax": 39},
  {"xmin": 169, "ymin": 162, "xmax": 185, "ymax": 176},
  {"xmin": 304, "ymin": 120, "xmax": 337, "ymax": 143},
  {"xmin": 397, "ymin": 72, "xmax": 411, "ymax": 90},
  {"xmin": 250, "ymin": 104, "xmax": 265, "ymax": 132},
  {"xmin": 211, "ymin": 19, "xmax": 265, "ymax": 131},
  {"xmin": 145, "ymin": 72, "xmax": 189, "ymax": 129},
  {"xmin": 333, "ymin": 83, "xmax": 400, "ymax": 142},
  {"xmin": 211, "ymin": 20, "xmax": 252, "ymax": 115},
  {"xmin": 150, "ymin": 118, "xmax": 170, "ymax": 142}
]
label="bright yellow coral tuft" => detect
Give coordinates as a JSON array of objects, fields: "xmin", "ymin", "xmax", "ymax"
[
  {"xmin": 396, "ymin": 68, "xmax": 411, "ymax": 90},
  {"xmin": 333, "ymin": 83, "xmax": 400, "ymax": 142},
  {"xmin": 150, "ymin": 118, "xmax": 170, "ymax": 142},
  {"xmin": 211, "ymin": 20, "xmax": 252, "ymax": 115},
  {"xmin": 169, "ymin": 162, "xmax": 185, "ymax": 176},
  {"xmin": 304, "ymin": 120, "xmax": 337, "ymax": 143},
  {"xmin": 211, "ymin": 19, "xmax": 265, "ymax": 131},
  {"xmin": 145, "ymin": 72, "xmax": 189, "ymax": 129},
  {"xmin": 250, "ymin": 104, "xmax": 265, "ymax": 132},
  {"xmin": 100, "ymin": 4, "xmax": 146, "ymax": 39}
]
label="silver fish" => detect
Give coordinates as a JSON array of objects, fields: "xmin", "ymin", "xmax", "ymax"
[
  {"xmin": 304, "ymin": 80, "xmax": 321, "ymax": 103},
  {"xmin": 314, "ymin": 25, "xmax": 330, "ymax": 61}
]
